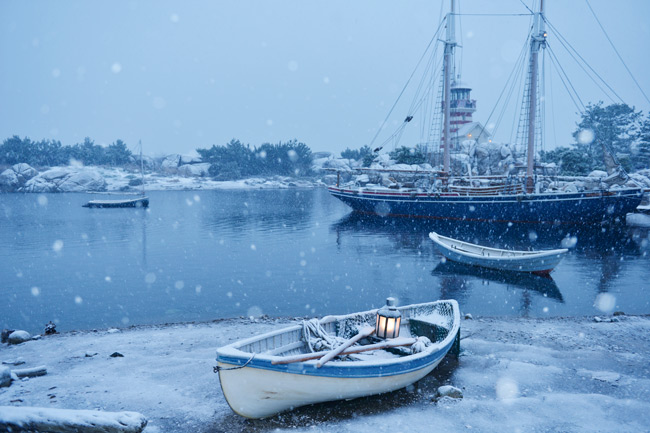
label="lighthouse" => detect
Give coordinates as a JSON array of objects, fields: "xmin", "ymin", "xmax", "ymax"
[{"xmin": 449, "ymin": 81, "xmax": 476, "ymax": 134}]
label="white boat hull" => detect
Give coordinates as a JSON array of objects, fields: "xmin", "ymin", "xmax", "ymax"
[
  {"xmin": 429, "ymin": 232, "xmax": 567, "ymax": 274},
  {"xmin": 218, "ymin": 358, "xmax": 442, "ymax": 419}
]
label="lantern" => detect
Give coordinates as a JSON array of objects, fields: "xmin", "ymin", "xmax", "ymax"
[{"xmin": 375, "ymin": 297, "xmax": 401, "ymax": 339}]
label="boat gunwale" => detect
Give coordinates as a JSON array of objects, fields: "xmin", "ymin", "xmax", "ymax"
[
  {"xmin": 85, "ymin": 197, "xmax": 149, "ymax": 205},
  {"xmin": 328, "ymin": 185, "xmax": 644, "ymax": 203}
]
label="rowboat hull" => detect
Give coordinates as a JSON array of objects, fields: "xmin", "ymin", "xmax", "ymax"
[
  {"xmin": 328, "ymin": 186, "xmax": 643, "ymax": 224},
  {"xmin": 83, "ymin": 197, "xmax": 149, "ymax": 208},
  {"xmin": 216, "ymin": 300, "xmax": 460, "ymax": 419},
  {"xmin": 218, "ymin": 352, "xmax": 445, "ymax": 419},
  {"xmin": 429, "ymin": 232, "xmax": 567, "ymax": 275}
]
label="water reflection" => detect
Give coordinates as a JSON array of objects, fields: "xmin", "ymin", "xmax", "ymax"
[
  {"xmin": 200, "ymin": 189, "xmax": 316, "ymax": 235},
  {"xmin": 432, "ymin": 261, "xmax": 563, "ymax": 301},
  {"xmin": 331, "ymin": 212, "xmax": 645, "ymax": 255}
]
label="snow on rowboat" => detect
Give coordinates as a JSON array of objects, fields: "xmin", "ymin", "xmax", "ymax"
[
  {"xmin": 215, "ymin": 300, "xmax": 460, "ymax": 419},
  {"xmin": 82, "ymin": 197, "xmax": 149, "ymax": 208},
  {"xmin": 429, "ymin": 232, "xmax": 568, "ymax": 275}
]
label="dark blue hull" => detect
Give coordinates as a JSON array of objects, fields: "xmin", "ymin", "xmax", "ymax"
[{"xmin": 328, "ymin": 186, "xmax": 643, "ymax": 224}]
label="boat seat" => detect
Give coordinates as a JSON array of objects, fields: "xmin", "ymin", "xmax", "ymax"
[{"xmin": 408, "ymin": 318, "xmax": 449, "ymax": 344}]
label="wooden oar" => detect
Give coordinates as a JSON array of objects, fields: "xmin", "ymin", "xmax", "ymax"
[
  {"xmin": 271, "ymin": 336, "xmax": 417, "ymax": 365},
  {"xmin": 316, "ymin": 326, "xmax": 376, "ymax": 368}
]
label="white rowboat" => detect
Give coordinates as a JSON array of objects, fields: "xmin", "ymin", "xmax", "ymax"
[
  {"xmin": 215, "ymin": 300, "xmax": 460, "ymax": 419},
  {"xmin": 82, "ymin": 197, "xmax": 149, "ymax": 208},
  {"xmin": 429, "ymin": 232, "xmax": 567, "ymax": 275}
]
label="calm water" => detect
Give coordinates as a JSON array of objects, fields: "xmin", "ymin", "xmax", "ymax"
[{"xmin": 1, "ymin": 189, "xmax": 649, "ymax": 333}]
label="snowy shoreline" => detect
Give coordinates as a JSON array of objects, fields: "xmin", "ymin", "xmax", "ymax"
[{"xmin": 2, "ymin": 314, "xmax": 649, "ymax": 432}]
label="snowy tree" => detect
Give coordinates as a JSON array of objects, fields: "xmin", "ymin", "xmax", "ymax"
[
  {"xmin": 573, "ymin": 102, "xmax": 642, "ymax": 172},
  {"xmin": 635, "ymin": 113, "xmax": 650, "ymax": 169}
]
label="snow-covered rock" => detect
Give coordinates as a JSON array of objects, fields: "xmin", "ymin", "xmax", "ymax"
[
  {"xmin": 12, "ymin": 163, "xmax": 38, "ymax": 180},
  {"xmin": 22, "ymin": 168, "xmax": 106, "ymax": 193},
  {"xmin": 0, "ymin": 163, "xmax": 38, "ymax": 192},
  {"xmin": 354, "ymin": 174, "xmax": 370, "ymax": 184},
  {"xmin": 58, "ymin": 171, "xmax": 107, "ymax": 192},
  {"xmin": 0, "ymin": 169, "xmax": 18, "ymax": 191},
  {"xmin": 7, "ymin": 330, "xmax": 31, "ymax": 345},
  {"xmin": 311, "ymin": 157, "xmax": 331, "ymax": 172},
  {"xmin": 322, "ymin": 158, "xmax": 352, "ymax": 171},
  {"xmin": 436, "ymin": 385, "xmax": 463, "ymax": 399},
  {"xmin": 588, "ymin": 170, "xmax": 608, "ymax": 178},
  {"xmin": 177, "ymin": 163, "xmax": 211, "ymax": 177},
  {"xmin": 180, "ymin": 154, "xmax": 202, "ymax": 165},
  {"xmin": 161, "ymin": 154, "xmax": 181, "ymax": 174},
  {"xmin": 320, "ymin": 174, "xmax": 341, "ymax": 185},
  {"xmin": 0, "ymin": 367, "xmax": 10, "ymax": 387},
  {"xmin": 629, "ymin": 172, "xmax": 650, "ymax": 188}
]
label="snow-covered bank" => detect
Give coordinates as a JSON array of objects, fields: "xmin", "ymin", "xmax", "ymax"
[
  {"xmin": 2, "ymin": 315, "xmax": 649, "ymax": 432},
  {"xmin": 0, "ymin": 162, "xmax": 322, "ymax": 193}
]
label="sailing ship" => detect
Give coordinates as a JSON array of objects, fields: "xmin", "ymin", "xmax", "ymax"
[
  {"xmin": 83, "ymin": 140, "xmax": 149, "ymax": 208},
  {"xmin": 327, "ymin": 1, "xmax": 644, "ymax": 224}
]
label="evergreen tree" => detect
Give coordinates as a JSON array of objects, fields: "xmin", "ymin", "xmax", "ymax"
[
  {"xmin": 389, "ymin": 146, "xmax": 426, "ymax": 165},
  {"xmin": 105, "ymin": 140, "xmax": 133, "ymax": 166},
  {"xmin": 573, "ymin": 102, "xmax": 641, "ymax": 172}
]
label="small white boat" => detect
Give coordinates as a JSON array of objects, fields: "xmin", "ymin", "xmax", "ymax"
[
  {"xmin": 83, "ymin": 140, "xmax": 149, "ymax": 209},
  {"xmin": 429, "ymin": 232, "xmax": 567, "ymax": 275},
  {"xmin": 82, "ymin": 196, "xmax": 149, "ymax": 208},
  {"xmin": 215, "ymin": 299, "xmax": 460, "ymax": 419}
]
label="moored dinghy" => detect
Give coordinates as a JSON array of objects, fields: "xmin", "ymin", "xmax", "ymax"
[
  {"xmin": 429, "ymin": 232, "xmax": 567, "ymax": 275},
  {"xmin": 215, "ymin": 299, "xmax": 460, "ymax": 419},
  {"xmin": 82, "ymin": 196, "xmax": 149, "ymax": 208}
]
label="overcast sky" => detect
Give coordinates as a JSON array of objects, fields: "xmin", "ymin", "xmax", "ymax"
[{"xmin": 1, "ymin": 0, "xmax": 649, "ymax": 157}]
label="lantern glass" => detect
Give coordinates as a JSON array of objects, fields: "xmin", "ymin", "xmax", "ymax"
[{"xmin": 375, "ymin": 297, "xmax": 401, "ymax": 339}]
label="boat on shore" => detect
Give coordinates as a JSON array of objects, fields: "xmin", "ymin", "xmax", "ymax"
[
  {"xmin": 215, "ymin": 299, "xmax": 460, "ymax": 419},
  {"xmin": 429, "ymin": 232, "xmax": 567, "ymax": 275},
  {"xmin": 327, "ymin": 1, "xmax": 644, "ymax": 224}
]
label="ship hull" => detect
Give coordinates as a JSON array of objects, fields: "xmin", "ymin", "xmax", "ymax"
[{"xmin": 328, "ymin": 186, "xmax": 643, "ymax": 224}]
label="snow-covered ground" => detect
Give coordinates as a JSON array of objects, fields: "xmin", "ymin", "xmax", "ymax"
[{"xmin": 2, "ymin": 315, "xmax": 649, "ymax": 432}]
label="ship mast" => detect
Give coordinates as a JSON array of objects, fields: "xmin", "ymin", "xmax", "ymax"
[
  {"xmin": 526, "ymin": 0, "xmax": 546, "ymax": 193},
  {"xmin": 442, "ymin": 0, "xmax": 456, "ymax": 175},
  {"xmin": 139, "ymin": 140, "xmax": 145, "ymax": 196}
]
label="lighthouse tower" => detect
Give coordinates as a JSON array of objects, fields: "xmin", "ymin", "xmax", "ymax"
[{"xmin": 449, "ymin": 81, "xmax": 476, "ymax": 137}]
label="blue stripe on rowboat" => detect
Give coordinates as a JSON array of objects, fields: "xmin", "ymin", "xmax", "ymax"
[{"xmin": 216, "ymin": 338, "xmax": 455, "ymax": 379}]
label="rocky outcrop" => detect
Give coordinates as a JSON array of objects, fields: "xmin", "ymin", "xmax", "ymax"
[
  {"xmin": 22, "ymin": 168, "xmax": 106, "ymax": 192},
  {"xmin": 0, "ymin": 163, "xmax": 38, "ymax": 192},
  {"xmin": 178, "ymin": 163, "xmax": 211, "ymax": 177},
  {"xmin": 180, "ymin": 154, "xmax": 202, "ymax": 165},
  {"xmin": 161, "ymin": 154, "xmax": 182, "ymax": 174}
]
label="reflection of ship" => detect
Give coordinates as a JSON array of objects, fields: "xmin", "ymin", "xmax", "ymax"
[
  {"xmin": 432, "ymin": 260, "xmax": 563, "ymax": 303},
  {"xmin": 331, "ymin": 212, "xmax": 640, "ymax": 255}
]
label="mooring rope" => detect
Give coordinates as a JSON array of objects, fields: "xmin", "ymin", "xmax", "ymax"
[{"xmin": 213, "ymin": 353, "xmax": 255, "ymax": 373}]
